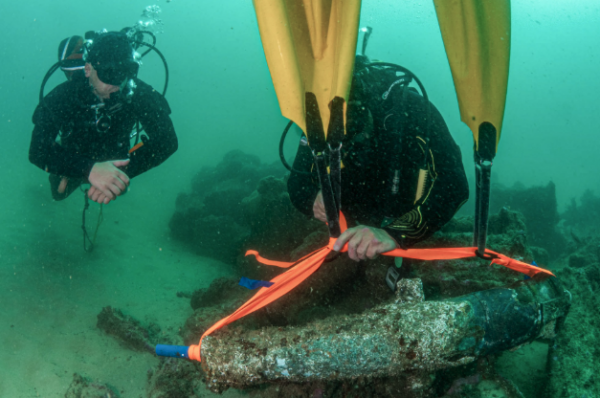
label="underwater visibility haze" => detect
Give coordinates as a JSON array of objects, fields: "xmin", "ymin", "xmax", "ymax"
[{"xmin": 0, "ymin": 0, "xmax": 599, "ymax": 397}]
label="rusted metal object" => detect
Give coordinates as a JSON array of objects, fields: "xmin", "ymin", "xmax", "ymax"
[{"xmin": 201, "ymin": 276, "xmax": 570, "ymax": 392}]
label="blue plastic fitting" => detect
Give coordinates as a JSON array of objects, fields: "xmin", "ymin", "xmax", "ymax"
[{"xmin": 155, "ymin": 344, "xmax": 189, "ymax": 359}]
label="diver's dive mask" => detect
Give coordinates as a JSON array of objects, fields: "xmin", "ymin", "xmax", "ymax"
[
  {"xmin": 84, "ymin": 31, "xmax": 139, "ymax": 86},
  {"xmin": 94, "ymin": 61, "xmax": 139, "ymax": 86}
]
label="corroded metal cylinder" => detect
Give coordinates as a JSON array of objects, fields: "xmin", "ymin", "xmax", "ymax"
[{"xmin": 201, "ymin": 276, "xmax": 569, "ymax": 392}]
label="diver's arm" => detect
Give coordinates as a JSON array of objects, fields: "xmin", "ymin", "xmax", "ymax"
[
  {"xmin": 287, "ymin": 138, "xmax": 320, "ymax": 217},
  {"xmin": 383, "ymin": 94, "xmax": 469, "ymax": 247},
  {"xmin": 124, "ymin": 87, "xmax": 178, "ymax": 179},
  {"xmin": 29, "ymin": 104, "xmax": 96, "ymax": 179}
]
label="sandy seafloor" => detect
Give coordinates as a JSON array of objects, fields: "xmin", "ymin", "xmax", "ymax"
[{"xmin": 0, "ymin": 166, "xmax": 244, "ymax": 397}]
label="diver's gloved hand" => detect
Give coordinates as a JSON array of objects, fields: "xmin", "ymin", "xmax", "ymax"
[
  {"xmin": 88, "ymin": 159, "xmax": 130, "ymax": 204},
  {"xmin": 312, "ymin": 191, "xmax": 327, "ymax": 222},
  {"xmin": 333, "ymin": 226, "xmax": 399, "ymax": 262}
]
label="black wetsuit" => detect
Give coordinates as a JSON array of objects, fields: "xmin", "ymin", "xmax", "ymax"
[
  {"xmin": 288, "ymin": 66, "xmax": 469, "ymax": 247},
  {"xmin": 29, "ymin": 74, "xmax": 178, "ymax": 199}
]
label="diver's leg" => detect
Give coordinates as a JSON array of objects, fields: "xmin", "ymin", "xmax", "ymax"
[{"xmin": 49, "ymin": 174, "xmax": 83, "ymax": 201}]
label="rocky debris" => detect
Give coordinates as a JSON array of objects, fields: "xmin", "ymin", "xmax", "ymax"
[
  {"xmin": 243, "ymin": 360, "xmax": 525, "ymax": 398},
  {"xmin": 189, "ymin": 277, "xmax": 243, "ymax": 311},
  {"xmin": 442, "ymin": 374, "xmax": 525, "ymax": 398},
  {"xmin": 490, "ymin": 181, "xmax": 566, "ymax": 256},
  {"xmin": 435, "ymin": 356, "xmax": 526, "ymax": 398},
  {"xmin": 64, "ymin": 373, "xmax": 119, "ymax": 398},
  {"xmin": 96, "ymin": 306, "xmax": 162, "ymax": 353},
  {"xmin": 495, "ymin": 341, "xmax": 548, "ymax": 398},
  {"xmin": 562, "ymin": 189, "xmax": 600, "ymax": 237},
  {"xmin": 564, "ymin": 235, "xmax": 600, "ymax": 269},
  {"xmin": 235, "ymin": 175, "xmax": 325, "ymax": 286},
  {"xmin": 170, "ymin": 150, "xmax": 323, "ymax": 265},
  {"xmin": 240, "ymin": 175, "xmax": 325, "ymax": 265},
  {"xmin": 169, "ymin": 150, "xmax": 287, "ymax": 263},
  {"xmin": 242, "ymin": 374, "xmax": 438, "ymax": 398},
  {"xmin": 146, "ymin": 358, "xmax": 204, "ymax": 398},
  {"xmin": 491, "ymin": 181, "xmax": 558, "ymax": 223},
  {"xmin": 441, "ymin": 207, "xmax": 528, "ymax": 248},
  {"xmin": 544, "ymin": 262, "xmax": 600, "ymax": 398},
  {"xmin": 170, "ymin": 212, "xmax": 250, "ymax": 263}
]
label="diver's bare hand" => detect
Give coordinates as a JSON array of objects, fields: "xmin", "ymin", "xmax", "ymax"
[
  {"xmin": 88, "ymin": 186, "xmax": 115, "ymax": 205},
  {"xmin": 88, "ymin": 160, "xmax": 130, "ymax": 201},
  {"xmin": 333, "ymin": 226, "xmax": 398, "ymax": 262},
  {"xmin": 313, "ymin": 191, "xmax": 327, "ymax": 222}
]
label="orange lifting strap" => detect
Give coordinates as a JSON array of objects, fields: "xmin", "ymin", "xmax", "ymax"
[{"xmin": 187, "ymin": 213, "xmax": 553, "ymax": 362}]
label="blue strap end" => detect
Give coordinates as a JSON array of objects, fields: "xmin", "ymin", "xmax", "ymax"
[
  {"xmin": 239, "ymin": 276, "xmax": 274, "ymax": 290},
  {"xmin": 155, "ymin": 344, "xmax": 189, "ymax": 359},
  {"xmin": 524, "ymin": 261, "xmax": 538, "ymax": 280}
]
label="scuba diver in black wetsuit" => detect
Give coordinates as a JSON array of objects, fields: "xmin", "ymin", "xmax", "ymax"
[
  {"xmin": 287, "ymin": 55, "xmax": 469, "ymax": 262},
  {"xmin": 29, "ymin": 31, "xmax": 177, "ymax": 205}
]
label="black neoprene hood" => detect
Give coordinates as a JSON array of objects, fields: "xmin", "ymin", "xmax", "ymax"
[{"xmin": 86, "ymin": 31, "xmax": 137, "ymax": 85}]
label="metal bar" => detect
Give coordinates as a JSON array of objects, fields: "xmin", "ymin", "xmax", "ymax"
[
  {"xmin": 329, "ymin": 144, "xmax": 342, "ymax": 214},
  {"xmin": 473, "ymin": 163, "xmax": 481, "ymax": 247},
  {"xmin": 475, "ymin": 161, "xmax": 492, "ymax": 255},
  {"xmin": 314, "ymin": 151, "xmax": 341, "ymax": 238}
]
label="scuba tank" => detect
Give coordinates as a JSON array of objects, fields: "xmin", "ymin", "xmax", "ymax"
[{"xmin": 57, "ymin": 35, "xmax": 86, "ymax": 81}]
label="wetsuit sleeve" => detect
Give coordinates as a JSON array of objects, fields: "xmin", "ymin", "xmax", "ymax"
[
  {"xmin": 287, "ymin": 138, "xmax": 320, "ymax": 217},
  {"xmin": 124, "ymin": 87, "xmax": 178, "ymax": 178},
  {"xmin": 29, "ymin": 100, "xmax": 96, "ymax": 179},
  {"xmin": 383, "ymin": 92, "xmax": 469, "ymax": 247}
]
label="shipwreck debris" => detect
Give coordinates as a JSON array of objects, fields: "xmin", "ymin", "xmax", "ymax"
[{"xmin": 200, "ymin": 275, "xmax": 570, "ymax": 393}]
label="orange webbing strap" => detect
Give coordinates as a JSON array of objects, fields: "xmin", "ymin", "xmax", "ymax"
[
  {"xmin": 241, "ymin": 214, "xmax": 349, "ymax": 269},
  {"xmin": 486, "ymin": 249, "xmax": 554, "ymax": 278},
  {"xmin": 382, "ymin": 247, "xmax": 554, "ymax": 278},
  {"xmin": 187, "ymin": 213, "xmax": 553, "ymax": 362},
  {"xmin": 187, "ymin": 241, "xmax": 335, "ymax": 362},
  {"xmin": 244, "ymin": 250, "xmax": 296, "ymax": 268},
  {"xmin": 128, "ymin": 142, "xmax": 144, "ymax": 154}
]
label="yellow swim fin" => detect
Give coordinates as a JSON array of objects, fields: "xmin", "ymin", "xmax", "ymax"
[
  {"xmin": 253, "ymin": 0, "xmax": 362, "ymax": 141},
  {"xmin": 433, "ymin": 0, "xmax": 511, "ymax": 255},
  {"xmin": 433, "ymin": 0, "xmax": 511, "ymax": 157}
]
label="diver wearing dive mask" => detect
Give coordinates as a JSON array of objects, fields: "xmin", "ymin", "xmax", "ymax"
[
  {"xmin": 29, "ymin": 31, "xmax": 177, "ymax": 205},
  {"xmin": 84, "ymin": 31, "xmax": 140, "ymax": 103}
]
